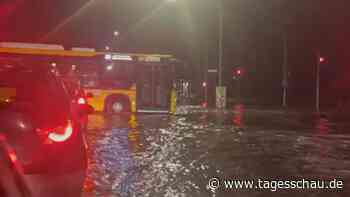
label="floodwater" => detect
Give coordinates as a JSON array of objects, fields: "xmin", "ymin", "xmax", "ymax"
[{"xmin": 82, "ymin": 105, "xmax": 350, "ymax": 197}]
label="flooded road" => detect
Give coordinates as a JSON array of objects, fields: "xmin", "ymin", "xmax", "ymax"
[{"xmin": 82, "ymin": 106, "xmax": 350, "ymax": 197}]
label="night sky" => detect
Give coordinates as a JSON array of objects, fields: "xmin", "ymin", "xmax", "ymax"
[{"xmin": 1, "ymin": 0, "xmax": 350, "ymax": 106}]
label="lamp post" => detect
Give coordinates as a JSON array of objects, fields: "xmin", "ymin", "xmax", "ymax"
[
  {"xmin": 166, "ymin": 0, "xmax": 225, "ymax": 108},
  {"xmin": 316, "ymin": 54, "xmax": 325, "ymax": 113},
  {"xmin": 282, "ymin": 32, "xmax": 288, "ymax": 107},
  {"xmin": 215, "ymin": 0, "xmax": 227, "ymax": 109},
  {"xmin": 218, "ymin": 0, "xmax": 223, "ymax": 87},
  {"xmin": 112, "ymin": 31, "xmax": 119, "ymax": 50}
]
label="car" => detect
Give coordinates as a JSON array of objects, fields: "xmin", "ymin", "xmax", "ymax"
[{"xmin": 0, "ymin": 61, "xmax": 88, "ymax": 196}]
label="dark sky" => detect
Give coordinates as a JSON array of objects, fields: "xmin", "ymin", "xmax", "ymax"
[{"xmin": 1, "ymin": 0, "xmax": 350, "ymax": 105}]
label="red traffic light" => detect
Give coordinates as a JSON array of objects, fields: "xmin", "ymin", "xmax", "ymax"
[
  {"xmin": 233, "ymin": 68, "xmax": 244, "ymax": 78},
  {"xmin": 319, "ymin": 57, "xmax": 325, "ymax": 63},
  {"xmin": 234, "ymin": 68, "xmax": 243, "ymax": 76}
]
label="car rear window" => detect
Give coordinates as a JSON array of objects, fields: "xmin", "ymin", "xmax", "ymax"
[
  {"xmin": 0, "ymin": 63, "xmax": 69, "ymax": 111},
  {"xmin": 0, "ymin": 65, "xmax": 40, "ymax": 102}
]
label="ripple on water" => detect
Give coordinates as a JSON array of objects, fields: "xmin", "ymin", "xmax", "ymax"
[{"xmin": 83, "ymin": 114, "xmax": 350, "ymax": 197}]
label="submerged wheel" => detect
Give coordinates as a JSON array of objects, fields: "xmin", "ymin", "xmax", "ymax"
[
  {"xmin": 111, "ymin": 101, "xmax": 124, "ymax": 113},
  {"xmin": 105, "ymin": 96, "xmax": 130, "ymax": 114}
]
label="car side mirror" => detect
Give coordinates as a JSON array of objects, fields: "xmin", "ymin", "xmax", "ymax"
[
  {"xmin": 87, "ymin": 105, "xmax": 94, "ymax": 114},
  {"xmin": 86, "ymin": 92, "xmax": 94, "ymax": 98},
  {"xmin": 79, "ymin": 104, "xmax": 94, "ymax": 115}
]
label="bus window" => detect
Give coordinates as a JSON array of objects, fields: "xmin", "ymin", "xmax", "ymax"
[{"xmin": 100, "ymin": 62, "xmax": 135, "ymax": 89}]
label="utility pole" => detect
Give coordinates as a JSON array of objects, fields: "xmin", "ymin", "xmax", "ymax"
[
  {"xmin": 218, "ymin": 0, "xmax": 223, "ymax": 86},
  {"xmin": 238, "ymin": 75, "xmax": 241, "ymax": 101},
  {"xmin": 204, "ymin": 35, "xmax": 209, "ymax": 107},
  {"xmin": 215, "ymin": 0, "xmax": 227, "ymax": 109},
  {"xmin": 113, "ymin": 31, "xmax": 119, "ymax": 51},
  {"xmin": 282, "ymin": 32, "xmax": 288, "ymax": 107},
  {"xmin": 316, "ymin": 53, "xmax": 323, "ymax": 113}
]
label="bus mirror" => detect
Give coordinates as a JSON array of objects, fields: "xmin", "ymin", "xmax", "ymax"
[{"xmin": 86, "ymin": 92, "xmax": 94, "ymax": 98}]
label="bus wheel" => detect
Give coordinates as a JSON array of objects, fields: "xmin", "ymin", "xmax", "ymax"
[
  {"xmin": 112, "ymin": 101, "xmax": 124, "ymax": 113},
  {"xmin": 106, "ymin": 96, "xmax": 130, "ymax": 114}
]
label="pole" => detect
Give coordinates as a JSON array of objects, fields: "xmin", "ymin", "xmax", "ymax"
[
  {"xmin": 113, "ymin": 31, "xmax": 119, "ymax": 51},
  {"xmin": 204, "ymin": 47, "xmax": 208, "ymax": 106},
  {"xmin": 205, "ymin": 85, "xmax": 208, "ymax": 106},
  {"xmin": 282, "ymin": 32, "xmax": 288, "ymax": 107},
  {"xmin": 238, "ymin": 77, "xmax": 241, "ymax": 101},
  {"xmin": 316, "ymin": 53, "xmax": 320, "ymax": 113},
  {"xmin": 218, "ymin": 0, "xmax": 223, "ymax": 86}
]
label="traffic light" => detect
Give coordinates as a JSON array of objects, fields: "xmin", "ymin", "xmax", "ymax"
[
  {"xmin": 319, "ymin": 57, "xmax": 325, "ymax": 63},
  {"xmin": 233, "ymin": 68, "xmax": 243, "ymax": 79},
  {"xmin": 236, "ymin": 69, "xmax": 242, "ymax": 76}
]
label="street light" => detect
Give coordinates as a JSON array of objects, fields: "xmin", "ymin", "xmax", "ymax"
[
  {"xmin": 202, "ymin": 81, "xmax": 208, "ymax": 108},
  {"xmin": 218, "ymin": 0, "xmax": 223, "ymax": 87},
  {"xmin": 111, "ymin": 31, "xmax": 120, "ymax": 50},
  {"xmin": 282, "ymin": 32, "xmax": 288, "ymax": 108}
]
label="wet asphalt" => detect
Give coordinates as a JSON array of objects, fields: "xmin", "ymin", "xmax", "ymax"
[{"xmin": 82, "ymin": 105, "xmax": 350, "ymax": 197}]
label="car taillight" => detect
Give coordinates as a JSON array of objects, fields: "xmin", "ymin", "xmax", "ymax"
[
  {"xmin": 77, "ymin": 97, "xmax": 86, "ymax": 105},
  {"xmin": 9, "ymin": 151, "xmax": 17, "ymax": 163},
  {"xmin": 36, "ymin": 121, "xmax": 73, "ymax": 144}
]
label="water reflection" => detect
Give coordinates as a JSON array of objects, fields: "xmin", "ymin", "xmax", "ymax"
[
  {"xmin": 314, "ymin": 115, "xmax": 331, "ymax": 164},
  {"xmin": 316, "ymin": 116, "xmax": 330, "ymax": 136},
  {"xmin": 87, "ymin": 114, "xmax": 106, "ymax": 131},
  {"xmin": 82, "ymin": 111, "xmax": 350, "ymax": 197},
  {"xmin": 83, "ymin": 113, "xmax": 144, "ymax": 197},
  {"xmin": 128, "ymin": 114, "xmax": 144, "ymax": 154},
  {"xmin": 232, "ymin": 104, "xmax": 244, "ymax": 128}
]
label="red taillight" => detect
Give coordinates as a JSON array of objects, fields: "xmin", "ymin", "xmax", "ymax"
[
  {"xmin": 77, "ymin": 97, "xmax": 86, "ymax": 105},
  {"xmin": 9, "ymin": 152, "xmax": 17, "ymax": 163},
  {"xmin": 36, "ymin": 121, "xmax": 73, "ymax": 144},
  {"xmin": 202, "ymin": 102, "xmax": 208, "ymax": 108}
]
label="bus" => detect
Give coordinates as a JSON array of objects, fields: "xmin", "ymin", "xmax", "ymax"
[
  {"xmin": 0, "ymin": 42, "xmax": 178, "ymax": 114},
  {"xmin": 80, "ymin": 52, "xmax": 178, "ymax": 113}
]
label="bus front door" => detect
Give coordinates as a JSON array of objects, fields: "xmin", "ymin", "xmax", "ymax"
[{"xmin": 137, "ymin": 64, "xmax": 171, "ymax": 113}]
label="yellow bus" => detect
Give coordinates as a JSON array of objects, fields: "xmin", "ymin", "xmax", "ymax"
[
  {"xmin": 0, "ymin": 42, "xmax": 177, "ymax": 114},
  {"xmin": 80, "ymin": 52, "xmax": 178, "ymax": 113}
]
